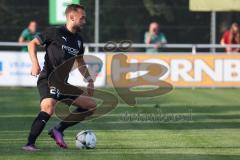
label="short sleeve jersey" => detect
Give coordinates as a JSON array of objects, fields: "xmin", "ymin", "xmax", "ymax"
[
  {"xmin": 36, "ymin": 26, "xmax": 84, "ymax": 79},
  {"xmin": 144, "ymin": 32, "xmax": 167, "ymax": 53},
  {"xmin": 221, "ymin": 31, "xmax": 239, "ymax": 44},
  {"xmin": 20, "ymin": 28, "xmax": 39, "ymax": 51},
  {"xmin": 21, "ymin": 28, "xmax": 38, "ymax": 41}
]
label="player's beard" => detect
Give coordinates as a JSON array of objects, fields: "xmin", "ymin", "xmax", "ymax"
[{"xmin": 73, "ymin": 24, "xmax": 82, "ymax": 32}]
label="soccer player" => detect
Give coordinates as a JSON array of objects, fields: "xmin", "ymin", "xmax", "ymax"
[{"xmin": 22, "ymin": 4, "xmax": 96, "ymax": 151}]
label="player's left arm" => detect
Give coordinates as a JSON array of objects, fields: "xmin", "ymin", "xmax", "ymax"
[{"xmin": 76, "ymin": 56, "xmax": 94, "ymax": 96}]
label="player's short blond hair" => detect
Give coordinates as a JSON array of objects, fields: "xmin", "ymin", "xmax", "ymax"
[{"xmin": 65, "ymin": 4, "xmax": 85, "ymax": 16}]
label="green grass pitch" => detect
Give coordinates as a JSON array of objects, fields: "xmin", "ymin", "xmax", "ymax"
[{"xmin": 0, "ymin": 87, "xmax": 240, "ymax": 160}]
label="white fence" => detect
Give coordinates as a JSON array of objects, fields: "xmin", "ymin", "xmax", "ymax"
[{"xmin": 1, "ymin": 42, "xmax": 240, "ymax": 54}]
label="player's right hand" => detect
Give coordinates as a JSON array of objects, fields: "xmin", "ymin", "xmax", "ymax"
[{"xmin": 31, "ymin": 64, "xmax": 41, "ymax": 77}]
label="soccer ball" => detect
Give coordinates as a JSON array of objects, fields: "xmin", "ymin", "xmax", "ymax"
[{"xmin": 75, "ymin": 130, "xmax": 97, "ymax": 149}]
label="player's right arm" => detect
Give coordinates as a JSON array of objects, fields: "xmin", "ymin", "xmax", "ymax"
[
  {"xmin": 28, "ymin": 38, "xmax": 41, "ymax": 77},
  {"xmin": 144, "ymin": 32, "xmax": 152, "ymax": 44}
]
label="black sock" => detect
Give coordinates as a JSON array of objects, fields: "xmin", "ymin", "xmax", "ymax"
[
  {"xmin": 55, "ymin": 107, "xmax": 91, "ymax": 133},
  {"xmin": 27, "ymin": 111, "xmax": 51, "ymax": 145}
]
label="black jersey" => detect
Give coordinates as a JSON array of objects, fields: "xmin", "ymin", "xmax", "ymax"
[{"xmin": 36, "ymin": 26, "xmax": 84, "ymax": 80}]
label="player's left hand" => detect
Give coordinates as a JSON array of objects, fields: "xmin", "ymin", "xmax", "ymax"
[{"xmin": 87, "ymin": 81, "xmax": 94, "ymax": 96}]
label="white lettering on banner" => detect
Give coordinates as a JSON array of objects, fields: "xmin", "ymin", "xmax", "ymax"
[
  {"xmin": 123, "ymin": 57, "xmax": 240, "ymax": 84},
  {"xmin": 171, "ymin": 59, "xmax": 194, "ymax": 81},
  {"xmin": 128, "ymin": 59, "xmax": 170, "ymax": 81},
  {"xmin": 224, "ymin": 60, "xmax": 240, "ymax": 82},
  {"xmin": 195, "ymin": 60, "xmax": 222, "ymax": 82},
  {"xmin": 142, "ymin": 59, "xmax": 170, "ymax": 81}
]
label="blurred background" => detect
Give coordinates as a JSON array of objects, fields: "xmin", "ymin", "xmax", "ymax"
[{"xmin": 1, "ymin": 0, "xmax": 240, "ymax": 51}]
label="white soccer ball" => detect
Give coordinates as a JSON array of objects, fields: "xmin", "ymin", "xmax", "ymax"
[{"xmin": 75, "ymin": 130, "xmax": 97, "ymax": 149}]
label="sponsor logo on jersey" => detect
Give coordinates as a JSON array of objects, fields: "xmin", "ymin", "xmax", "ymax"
[
  {"xmin": 62, "ymin": 45, "xmax": 79, "ymax": 56},
  {"xmin": 62, "ymin": 36, "xmax": 67, "ymax": 42}
]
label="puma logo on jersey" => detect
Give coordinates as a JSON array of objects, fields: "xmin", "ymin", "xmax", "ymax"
[
  {"xmin": 62, "ymin": 36, "xmax": 67, "ymax": 42},
  {"xmin": 62, "ymin": 45, "xmax": 79, "ymax": 55}
]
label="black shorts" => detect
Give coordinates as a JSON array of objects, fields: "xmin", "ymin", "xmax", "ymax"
[{"xmin": 37, "ymin": 78, "xmax": 79, "ymax": 103}]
